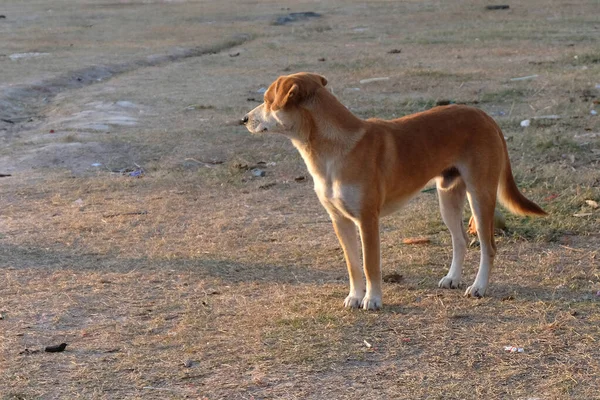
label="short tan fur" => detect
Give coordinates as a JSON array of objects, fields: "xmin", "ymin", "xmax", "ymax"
[{"xmin": 244, "ymin": 72, "xmax": 546, "ymax": 310}]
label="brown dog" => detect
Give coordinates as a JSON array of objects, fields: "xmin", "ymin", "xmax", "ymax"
[{"xmin": 243, "ymin": 72, "xmax": 546, "ymax": 310}]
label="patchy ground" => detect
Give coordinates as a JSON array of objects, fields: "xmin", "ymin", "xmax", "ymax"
[{"xmin": 1, "ymin": 0, "xmax": 599, "ymax": 399}]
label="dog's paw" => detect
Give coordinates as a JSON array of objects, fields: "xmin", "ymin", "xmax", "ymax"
[
  {"xmin": 361, "ymin": 294, "xmax": 382, "ymax": 311},
  {"xmin": 438, "ymin": 275, "xmax": 461, "ymax": 289},
  {"xmin": 464, "ymin": 283, "xmax": 487, "ymax": 298},
  {"xmin": 343, "ymin": 294, "xmax": 363, "ymax": 308}
]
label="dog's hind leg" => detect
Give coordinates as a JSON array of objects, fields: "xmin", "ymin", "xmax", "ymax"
[
  {"xmin": 436, "ymin": 174, "xmax": 468, "ymax": 290},
  {"xmin": 464, "ymin": 186, "xmax": 497, "ymax": 298},
  {"xmin": 332, "ymin": 215, "xmax": 365, "ymax": 308}
]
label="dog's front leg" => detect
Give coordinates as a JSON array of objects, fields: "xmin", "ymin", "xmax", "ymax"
[
  {"xmin": 358, "ymin": 216, "xmax": 382, "ymax": 310},
  {"xmin": 331, "ymin": 215, "xmax": 365, "ymax": 308}
]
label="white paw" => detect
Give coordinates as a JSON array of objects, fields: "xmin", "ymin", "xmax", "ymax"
[
  {"xmin": 361, "ymin": 294, "xmax": 382, "ymax": 311},
  {"xmin": 464, "ymin": 283, "xmax": 487, "ymax": 298},
  {"xmin": 343, "ymin": 294, "xmax": 363, "ymax": 308},
  {"xmin": 438, "ymin": 275, "xmax": 461, "ymax": 289}
]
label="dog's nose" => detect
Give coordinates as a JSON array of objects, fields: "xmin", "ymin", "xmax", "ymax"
[{"xmin": 242, "ymin": 115, "xmax": 249, "ymax": 125}]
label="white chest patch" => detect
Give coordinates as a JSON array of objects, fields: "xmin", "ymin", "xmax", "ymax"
[
  {"xmin": 297, "ymin": 148, "xmax": 363, "ymax": 219},
  {"xmin": 314, "ymin": 178, "xmax": 362, "ymax": 219}
]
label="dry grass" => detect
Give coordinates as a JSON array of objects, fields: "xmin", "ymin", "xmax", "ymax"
[{"xmin": 1, "ymin": 0, "xmax": 599, "ymax": 399}]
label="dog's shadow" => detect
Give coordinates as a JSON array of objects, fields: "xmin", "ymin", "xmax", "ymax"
[{"xmin": 379, "ymin": 280, "xmax": 596, "ymax": 315}]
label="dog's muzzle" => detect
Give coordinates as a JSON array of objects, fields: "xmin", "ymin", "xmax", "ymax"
[{"xmin": 242, "ymin": 113, "xmax": 268, "ymax": 132}]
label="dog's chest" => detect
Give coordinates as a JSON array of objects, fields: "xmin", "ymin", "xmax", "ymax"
[
  {"xmin": 312, "ymin": 174, "xmax": 362, "ymax": 219},
  {"xmin": 295, "ymin": 148, "xmax": 363, "ymax": 219}
]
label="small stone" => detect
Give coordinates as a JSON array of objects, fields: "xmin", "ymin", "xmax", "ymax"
[
  {"xmin": 360, "ymin": 77, "xmax": 390, "ymax": 84},
  {"xmin": 585, "ymin": 200, "xmax": 598, "ymax": 209},
  {"xmin": 45, "ymin": 343, "xmax": 67, "ymax": 353}
]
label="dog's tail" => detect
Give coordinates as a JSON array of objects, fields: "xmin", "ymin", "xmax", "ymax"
[{"xmin": 496, "ymin": 128, "xmax": 547, "ymax": 217}]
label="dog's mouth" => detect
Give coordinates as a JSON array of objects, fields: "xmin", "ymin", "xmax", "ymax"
[
  {"xmin": 242, "ymin": 115, "xmax": 268, "ymax": 133},
  {"xmin": 242, "ymin": 119, "xmax": 270, "ymax": 134},
  {"xmin": 248, "ymin": 124, "xmax": 268, "ymax": 134}
]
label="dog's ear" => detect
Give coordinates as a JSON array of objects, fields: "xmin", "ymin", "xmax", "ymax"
[
  {"xmin": 285, "ymin": 84, "xmax": 300, "ymax": 103},
  {"xmin": 269, "ymin": 81, "xmax": 299, "ymax": 110},
  {"xmin": 301, "ymin": 73, "xmax": 327, "ymax": 87},
  {"xmin": 270, "ymin": 74, "xmax": 326, "ymax": 110}
]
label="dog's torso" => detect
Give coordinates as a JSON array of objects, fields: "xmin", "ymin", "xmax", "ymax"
[{"xmin": 294, "ymin": 105, "xmax": 503, "ymax": 221}]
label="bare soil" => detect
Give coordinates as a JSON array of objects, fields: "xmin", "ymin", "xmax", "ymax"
[{"xmin": 1, "ymin": 1, "xmax": 599, "ymax": 399}]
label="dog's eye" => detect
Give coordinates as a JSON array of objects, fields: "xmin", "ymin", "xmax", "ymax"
[{"xmin": 264, "ymin": 99, "xmax": 276, "ymax": 111}]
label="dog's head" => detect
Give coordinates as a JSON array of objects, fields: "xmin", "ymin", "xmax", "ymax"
[{"xmin": 243, "ymin": 72, "xmax": 327, "ymax": 135}]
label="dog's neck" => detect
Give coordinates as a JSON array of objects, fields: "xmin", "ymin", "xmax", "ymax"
[
  {"xmin": 290, "ymin": 89, "xmax": 365, "ymax": 155},
  {"xmin": 286, "ymin": 89, "xmax": 366, "ymax": 182}
]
